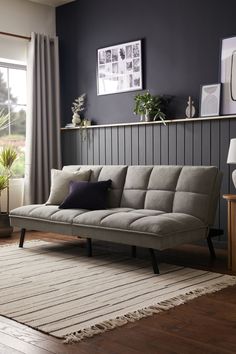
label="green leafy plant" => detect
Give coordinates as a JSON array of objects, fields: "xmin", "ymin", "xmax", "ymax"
[
  {"xmin": 133, "ymin": 91, "xmax": 170, "ymax": 124},
  {"xmin": 0, "ymin": 109, "xmax": 10, "ymax": 131},
  {"xmin": 0, "ymin": 147, "xmax": 18, "ymax": 170},
  {"xmin": 0, "ymin": 175, "xmax": 9, "ymax": 214},
  {"xmin": 0, "ymin": 146, "xmax": 18, "ymax": 214}
]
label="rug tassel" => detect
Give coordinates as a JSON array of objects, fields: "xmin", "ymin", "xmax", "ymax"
[{"xmin": 64, "ymin": 277, "xmax": 236, "ymax": 344}]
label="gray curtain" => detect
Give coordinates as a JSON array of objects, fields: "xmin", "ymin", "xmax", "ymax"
[{"xmin": 24, "ymin": 32, "xmax": 62, "ymax": 204}]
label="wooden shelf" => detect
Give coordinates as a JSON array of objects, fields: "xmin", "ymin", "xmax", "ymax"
[{"xmin": 61, "ymin": 114, "xmax": 236, "ymax": 131}]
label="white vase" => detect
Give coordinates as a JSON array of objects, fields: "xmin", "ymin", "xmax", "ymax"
[
  {"xmin": 140, "ymin": 115, "xmax": 144, "ymax": 122},
  {"xmin": 72, "ymin": 113, "xmax": 81, "ymax": 126}
]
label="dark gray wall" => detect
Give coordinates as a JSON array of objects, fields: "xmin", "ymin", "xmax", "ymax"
[
  {"xmin": 56, "ymin": 0, "xmax": 236, "ymax": 126},
  {"xmin": 57, "ymin": 0, "xmax": 236, "ymax": 244}
]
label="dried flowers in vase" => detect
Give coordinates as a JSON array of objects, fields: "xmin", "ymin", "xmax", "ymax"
[{"xmin": 71, "ymin": 93, "xmax": 86, "ymax": 127}]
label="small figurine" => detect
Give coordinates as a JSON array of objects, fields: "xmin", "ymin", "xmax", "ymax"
[{"xmin": 185, "ymin": 96, "xmax": 196, "ymax": 118}]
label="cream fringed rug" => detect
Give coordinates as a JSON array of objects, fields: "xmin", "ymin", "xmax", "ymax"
[{"xmin": 0, "ymin": 241, "xmax": 235, "ymax": 344}]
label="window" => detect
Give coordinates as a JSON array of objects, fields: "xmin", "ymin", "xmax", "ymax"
[{"xmin": 0, "ymin": 62, "xmax": 26, "ymax": 177}]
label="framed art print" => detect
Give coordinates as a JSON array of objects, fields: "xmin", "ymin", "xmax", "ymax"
[
  {"xmin": 200, "ymin": 83, "xmax": 221, "ymax": 117},
  {"xmin": 97, "ymin": 40, "xmax": 143, "ymax": 95},
  {"xmin": 221, "ymin": 36, "xmax": 236, "ymax": 114}
]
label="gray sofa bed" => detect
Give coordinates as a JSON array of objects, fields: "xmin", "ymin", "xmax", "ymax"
[{"xmin": 10, "ymin": 165, "xmax": 222, "ymax": 273}]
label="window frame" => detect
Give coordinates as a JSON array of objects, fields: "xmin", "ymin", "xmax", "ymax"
[
  {"xmin": 0, "ymin": 61, "xmax": 27, "ymax": 135},
  {"xmin": 0, "ymin": 61, "xmax": 27, "ymax": 178}
]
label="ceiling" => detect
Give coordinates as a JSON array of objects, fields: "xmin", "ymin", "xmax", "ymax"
[{"xmin": 28, "ymin": 0, "xmax": 75, "ymax": 7}]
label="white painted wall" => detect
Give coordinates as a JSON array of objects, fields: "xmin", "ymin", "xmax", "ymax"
[
  {"xmin": 0, "ymin": 0, "xmax": 56, "ymax": 62},
  {"xmin": 0, "ymin": 0, "xmax": 55, "ymax": 37}
]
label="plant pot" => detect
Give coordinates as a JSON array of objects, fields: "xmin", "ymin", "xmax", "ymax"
[
  {"xmin": 83, "ymin": 119, "xmax": 91, "ymax": 127},
  {"xmin": 145, "ymin": 113, "xmax": 151, "ymax": 122},
  {"xmin": 72, "ymin": 113, "xmax": 81, "ymax": 126},
  {"xmin": 0, "ymin": 213, "xmax": 13, "ymax": 237},
  {"xmin": 139, "ymin": 115, "xmax": 144, "ymax": 122}
]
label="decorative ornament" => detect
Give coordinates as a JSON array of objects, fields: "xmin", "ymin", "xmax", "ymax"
[{"xmin": 185, "ymin": 96, "xmax": 196, "ymax": 118}]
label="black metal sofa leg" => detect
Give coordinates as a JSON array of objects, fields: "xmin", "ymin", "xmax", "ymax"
[
  {"xmin": 149, "ymin": 248, "xmax": 160, "ymax": 274},
  {"xmin": 19, "ymin": 228, "xmax": 26, "ymax": 248},
  {"xmin": 87, "ymin": 238, "xmax": 92, "ymax": 257},
  {"xmin": 207, "ymin": 235, "xmax": 216, "ymax": 259}
]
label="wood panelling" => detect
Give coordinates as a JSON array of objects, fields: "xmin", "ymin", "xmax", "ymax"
[{"xmin": 62, "ymin": 118, "xmax": 236, "ymax": 242}]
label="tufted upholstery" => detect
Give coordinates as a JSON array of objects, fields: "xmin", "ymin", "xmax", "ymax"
[
  {"xmin": 120, "ymin": 166, "xmax": 182, "ymax": 212},
  {"xmin": 124, "ymin": 166, "xmax": 214, "ymax": 218},
  {"xmin": 10, "ymin": 165, "xmax": 222, "ymax": 252},
  {"xmin": 63, "ymin": 164, "xmax": 220, "ymax": 225}
]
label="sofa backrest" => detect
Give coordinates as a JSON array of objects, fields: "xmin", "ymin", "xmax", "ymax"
[
  {"xmin": 120, "ymin": 165, "xmax": 181, "ymax": 210},
  {"xmin": 172, "ymin": 166, "xmax": 222, "ymax": 225},
  {"xmin": 63, "ymin": 165, "xmax": 222, "ymax": 225},
  {"xmin": 120, "ymin": 165, "xmax": 221, "ymax": 225}
]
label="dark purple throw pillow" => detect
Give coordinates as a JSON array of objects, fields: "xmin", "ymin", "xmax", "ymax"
[{"xmin": 59, "ymin": 179, "xmax": 112, "ymax": 210}]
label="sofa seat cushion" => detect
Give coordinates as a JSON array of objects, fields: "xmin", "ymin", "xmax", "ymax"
[
  {"xmin": 129, "ymin": 212, "xmax": 205, "ymax": 235},
  {"xmin": 73, "ymin": 208, "xmax": 205, "ymax": 237},
  {"xmin": 98, "ymin": 210, "xmax": 204, "ymax": 235},
  {"xmin": 10, "ymin": 205, "xmax": 88, "ymax": 224},
  {"xmin": 99, "ymin": 210, "xmax": 165, "ymax": 230},
  {"xmin": 11, "ymin": 205, "xmax": 205, "ymax": 237},
  {"xmin": 74, "ymin": 210, "xmax": 164, "ymax": 229},
  {"xmin": 72, "ymin": 208, "xmax": 133, "ymax": 226},
  {"xmin": 11, "ymin": 205, "xmax": 207, "ymax": 250}
]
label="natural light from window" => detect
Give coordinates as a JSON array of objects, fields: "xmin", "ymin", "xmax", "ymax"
[{"xmin": 0, "ymin": 62, "xmax": 26, "ymax": 177}]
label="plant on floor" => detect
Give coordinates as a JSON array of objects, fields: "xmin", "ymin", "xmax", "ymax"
[
  {"xmin": 133, "ymin": 91, "xmax": 170, "ymax": 124},
  {"xmin": 0, "ymin": 175, "xmax": 9, "ymax": 214},
  {"xmin": 0, "ymin": 146, "xmax": 18, "ymax": 214},
  {"xmin": 0, "ymin": 110, "xmax": 18, "ymax": 236},
  {"xmin": 0, "ymin": 146, "xmax": 18, "ymax": 237}
]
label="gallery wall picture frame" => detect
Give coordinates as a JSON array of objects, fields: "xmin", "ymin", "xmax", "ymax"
[
  {"xmin": 200, "ymin": 83, "xmax": 221, "ymax": 117},
  {"xmin": 221, "ymin": 36, "xmax": 236, "ymax": 114},
  {"xmin": 97, "ymin": 39, "xmax": 143, "ymax": 96}
]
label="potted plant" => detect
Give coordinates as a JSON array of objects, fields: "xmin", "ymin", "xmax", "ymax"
[
  {"xmin": 133, "ymin": 91, "xmax": 169, "ymax": 124},
  {"xmin": 71, "ymin": 93, "xmax": 91, "ymax": 140},
  {"xmin": 0, "ymin": 146, "xmax": 18, "ymax": 237},
  {"xmin": 71, "ymin": 93, "xmax": 91, "ymax": 127}
]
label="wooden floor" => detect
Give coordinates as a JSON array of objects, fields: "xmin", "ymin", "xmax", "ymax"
[{"xmin": 0, "ymin": 231, "xmax": 236, "ymax": 354}]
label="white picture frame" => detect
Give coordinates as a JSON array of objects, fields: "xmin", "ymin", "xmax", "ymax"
[
  {"xmin": 221, "ymin": 36, "xmax": 236, "ymax": 114},
  {"xmin": 200, "ymin": 83, "xmax": 221, "ymax": 117},
  {"xmin": 97, "ymin": 40, "xmax": 143, "ymax": 96}
]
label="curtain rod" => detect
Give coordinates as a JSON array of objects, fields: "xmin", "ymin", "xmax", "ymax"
[{"xmin": 0, "ymin": 31, "xmax": 30, "ymax": 41}]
